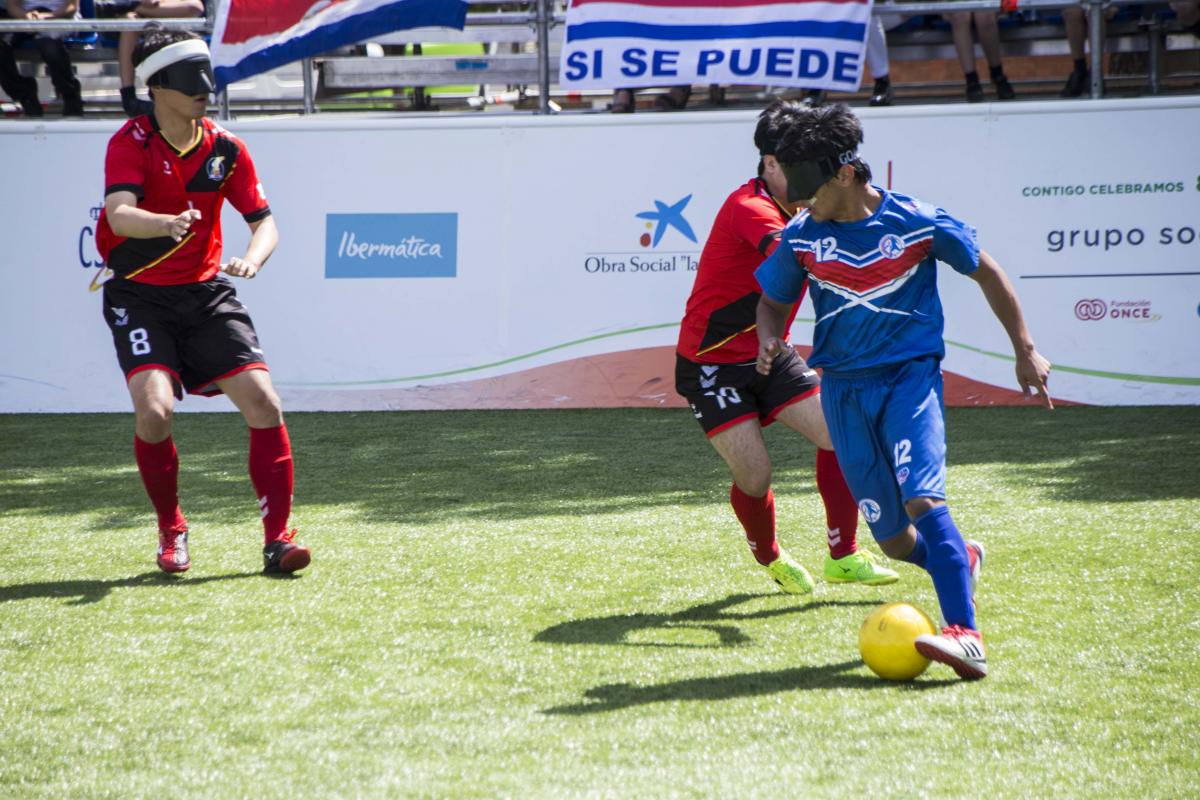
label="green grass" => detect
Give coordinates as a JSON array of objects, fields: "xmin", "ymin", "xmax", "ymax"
[{"xmin": 1, "ymin": 408, "xmax": 1198, "ymax": 798}]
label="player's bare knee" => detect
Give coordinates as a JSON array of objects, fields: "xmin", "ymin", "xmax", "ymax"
[
  {"xmin": 242, "ymin": 391, "xmax": 283, "ymax": 428},
  {"xmin": 735, "ymin": 473, "xmax": 771, "ymax": 497},
  {"xmin": 135, "ymin": 404, "xmax": 173, "ymax": 440},
  {"xmin": 732, "ymin": 460, "xmax": 771, "ymax": 496}
]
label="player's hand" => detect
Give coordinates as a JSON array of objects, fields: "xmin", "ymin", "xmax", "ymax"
[
  {"xmin": 1016, "ymin": 349, "xmax": 1053, "ymax": 410},
  {"xmin": 757, "ymin": 337, "xmax": 787, "ymax": 376},
  {"xmin": 165, "ymin": 209, "xmax": 201, "ymax": 242},
  {"xmin": 221, "ymin": 257, "xmax": 260, "ymax": 279}
]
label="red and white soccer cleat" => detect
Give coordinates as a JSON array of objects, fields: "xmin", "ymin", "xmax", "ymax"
[
  {"xmin": 915, "ymin": 625, "xmax": 988, "ymax": 680},
  {"xmin": 156, "ymin": 529, "xmax": 191, "ymax": 573}
]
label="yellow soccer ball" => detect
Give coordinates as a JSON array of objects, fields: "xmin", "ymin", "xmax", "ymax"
[{"xmin": 859, "ymin": 602, "xmax": 937, "ymax": 681}]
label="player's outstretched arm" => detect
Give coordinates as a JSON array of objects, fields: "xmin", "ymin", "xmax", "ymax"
[
  {"xmin": 104, "ymin": 191, "xmax": 200, "ymax": 242},
  {"xmin": 755, "ymin": 294, "xmax": 793, "ymax": 376},
  {"xmin": 970, "ymin": 250, "xmax": 1053, "ymax": 409},
  {"xmin": 222, "ymin": 215, "xmax": 278, "ymax": 279}
]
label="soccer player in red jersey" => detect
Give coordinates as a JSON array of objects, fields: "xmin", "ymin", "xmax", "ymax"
[
  {"xmin": 675, "ymin": 100, "xmax": 897, "ymax": 595},
  {"xmin": 95, "ymin": 30, "xmax": 310, "ymax": 576}
]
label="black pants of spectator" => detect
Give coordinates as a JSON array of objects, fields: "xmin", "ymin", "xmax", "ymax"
[{"xmin": 0, "ymin": 29, "xmax": 83, "ymax": 116}]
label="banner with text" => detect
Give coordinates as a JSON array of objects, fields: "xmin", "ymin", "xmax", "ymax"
[
  {"xmin": 0, "ymin": 99, "xmax": 1197, "ymax": 413},
  {"xmin": 559, "ymin": 0, "xmax": 873, "ymax": 92}
]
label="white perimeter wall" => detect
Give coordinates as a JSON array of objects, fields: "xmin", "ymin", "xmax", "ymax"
[{"xmin": 1, "ymin": 97, "xmax": 1198, "ymax": 412}]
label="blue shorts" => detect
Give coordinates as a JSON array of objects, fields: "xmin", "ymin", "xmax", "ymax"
[{"xmin": 820, "ymin": 357, "xmax": 947, "ymax": 541}]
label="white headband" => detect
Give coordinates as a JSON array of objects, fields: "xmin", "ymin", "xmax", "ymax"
[{"xmin": 135, "ymin": 39, "xmax": 211, "ymax": 85}]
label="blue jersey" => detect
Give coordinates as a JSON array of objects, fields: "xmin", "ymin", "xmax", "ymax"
[{"xmin": 755, "ymin": 188, "xmax": 979, "ymax": 374}]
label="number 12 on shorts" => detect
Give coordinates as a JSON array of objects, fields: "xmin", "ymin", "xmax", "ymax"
[{"xmin": 894, "ymin": 439, "xmax": 912, "ymax": 467}]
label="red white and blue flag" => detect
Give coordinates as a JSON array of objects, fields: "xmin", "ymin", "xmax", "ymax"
[
  {"xmin": 210, "ymin": 0, "xmax": 468, "ymax": 90},
  {"xmin": 559, "ymin": 0, "xmax": 873, "ymax": 93}
]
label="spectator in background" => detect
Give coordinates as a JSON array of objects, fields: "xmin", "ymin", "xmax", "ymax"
[
  {"xmin": 949, "ymin": 7, "xmax": 1016, "ymax": 102},
  {"xmin": 611, "ymin": 84, "xmax": 690, "ymax": 112},
  {"xmin": 0, "ymin": 0, "xmax": 84, "ymax": 116},
  {"xmin": 864, "ymin": 14, "xmax": 895, "ymax": 106},
  {"xmin": 792, "ymin": 16, "xmax": 895, "ymax": 108},
  {"xmin": 1058, "ymin": 2, "xmax": 1117, "ymax": 97},
  {"xmin": 94, "ymin": 0, "xmax": 205, "ymax": 118},
  {"xmin": 1174, "ymin": 0, "xmax": 1200, "ymax": 35}
]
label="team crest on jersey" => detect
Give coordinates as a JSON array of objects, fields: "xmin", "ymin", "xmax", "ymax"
[
  {"xmin": 879, "ymin": 234, "xmax": 906, "ymax": 260},
  {"xmin": 205, "ymin": 155, "xmax": 227, "ymax": 181},
  {"xmin": 131, "ymin": 123, "xmax": 147, "ymax": 142}
]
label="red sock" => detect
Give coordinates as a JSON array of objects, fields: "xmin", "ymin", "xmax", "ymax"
[
  {"xmin": 249, "ymin": 424, "xmax": 294, "ymax": 544},
  {"xmin": 134, "ymin": 435, "xmax": 187, "ymax": 533},
  {"xmin": 817, "ymin": 448, "xmax": 859, "ymax": 558},
  {"xmin": 730, "ymin": 484, "xmax": 779, "ymax": 566}
]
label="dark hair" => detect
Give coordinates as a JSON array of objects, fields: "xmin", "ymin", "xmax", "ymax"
[
  {"xmin": 131, "ymin": 25, "xmax": 202, "ymax": 70},
  {"xmin": 754, "ymin": 99, "xmax": 810, "ymax": 176},
  {"xmin": 775, "ymin": 103, "xmax": 871, "ymax": 185}
]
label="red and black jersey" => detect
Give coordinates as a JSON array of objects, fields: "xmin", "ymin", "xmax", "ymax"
[
  {"xmin": 96, "ymin": 115, "xmax": 271, "ymax": 286},
  {"xmin": 677, "ymin": 178, "xmax": 807, "ymax": 364}
]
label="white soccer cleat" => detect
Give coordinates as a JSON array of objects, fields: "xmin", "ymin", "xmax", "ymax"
[{"xmin": 915, "ymin": 625, "xmax": 987, "ymax": 680}]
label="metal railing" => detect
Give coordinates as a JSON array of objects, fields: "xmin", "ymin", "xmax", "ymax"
[{"xmin": 0, "ymin": 0, "xmax": 1190, "ymax": 116}]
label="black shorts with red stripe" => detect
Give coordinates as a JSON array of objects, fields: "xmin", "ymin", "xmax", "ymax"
[
  {"xmin": 675, "ymin": 348, "xmax": 820, "ymax": 437},
  {"xmin": 102, "ymin": 275, "xmax": 267, "ymax": 399}
]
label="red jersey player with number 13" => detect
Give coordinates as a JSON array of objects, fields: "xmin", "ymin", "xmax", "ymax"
[
  {"xmin": 676, "ymin": 100, "xmax": 898, "ymax": 595},
  {"xmin": 96, "ymin": 29, "xmax": 310, "ymax": 576}
]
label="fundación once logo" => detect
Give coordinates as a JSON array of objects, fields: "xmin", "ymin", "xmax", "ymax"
[
  {"xmin": 1074, "ymin": 298, "xmax": 1160, "ymax": 322},
  {"xmin": 325, "ymin": 213, "xmax": 457, "ymax": 279},
  {"xmin": 1074, "ymin": 298, "xmax": 1108, "ymax": 321}
]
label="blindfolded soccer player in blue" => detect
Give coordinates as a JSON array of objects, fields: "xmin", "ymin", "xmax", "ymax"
[{"xmin": 755, "ymin": 104, "xmax": 1053, "ymax": 680}]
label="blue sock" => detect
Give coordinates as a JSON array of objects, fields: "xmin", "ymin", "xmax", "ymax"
[
  {"xmin": 895, "ymin": 531, "xmax": 927, "ymax": 569},
  {"xmin": 913, "ymin": 505, "xmax": 975, "ymax": 630}
]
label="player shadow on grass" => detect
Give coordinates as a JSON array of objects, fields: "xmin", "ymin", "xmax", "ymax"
[
  {"xmin": 0, "ymin": 570, "xmax": 261, "ymax": 606},
  {"xmin": 542, "ymin": 659, "xmax": 956, "ymax": 715},
  {"xmin": 535, "ymin": 592, "xmax": 878, "ymax": 649}
]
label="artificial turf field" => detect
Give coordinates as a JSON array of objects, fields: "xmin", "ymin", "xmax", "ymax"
[{"xmin": 1, "ymin": 407, "xmax": 1197, "ymax": 799}]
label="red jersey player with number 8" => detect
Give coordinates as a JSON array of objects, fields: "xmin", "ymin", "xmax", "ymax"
[{"xmin": 95, "ymin": 30, "xmax": 310, "ymax": 576}]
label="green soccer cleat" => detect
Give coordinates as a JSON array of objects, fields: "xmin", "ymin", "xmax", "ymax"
[
  {"xmin": 764, "ymin": 550, "xmax": 815, "ymax": 595},
  {"xmin": 823, "ymin": 549, "xmax": 899, "ymax": 585}
]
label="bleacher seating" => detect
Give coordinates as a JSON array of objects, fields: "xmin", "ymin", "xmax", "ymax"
[{"xmin": 0, "ymin": 0, "xmax": 1196, "ymax": 116}]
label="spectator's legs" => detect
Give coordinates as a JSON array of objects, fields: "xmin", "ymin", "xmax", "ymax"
[
  {"xmin": 865, "ymin": 17, "xmax": 889, "ymax": 81},
  {"xmin": 0, "ymin": 36, "xmax": 43, "ymax": 116},
  {"xmin": 949, "ymin": 12, "xmax": 1014, "ymax": 101},
  {"xmin": 949, "ymin": 13, "xmax": 986, "ymax": 102},
  {"xmin": 119, "ymin": 2, "xmax": 205, "ymax": 118},
  {"xmin": 117, "ymin": 29, "xmax": 154, "ymax": 117},
  {"xmin": 34, "ymin": 36, "xmax": 83, "ymax": 116},
  {"xmin": 865, "ymin": 16, "xmax": 893, "ymax": 105},
  {"xmin": 654, "ymin": 85, "xmax": 691, "ymax": 110},
  {"xmin": 118, "ymin": 29, "xmax": 137, "ymax": 92},
  {"xmin": 1063, "ymin": 5, "xmax": 1088, "ymax": 61},
  {"xmin": 974, "ymin": 12, "xmax": 1015, "ymax": 100},
  {"xmin": 973, "ymin": 12, "xmax": 1004, "ymax": 69},
  {"xmin": 1061, "ymin": 5, "xmax": 1091, "ymax": 96},
  {"xmin": 949, "ymin": 13, "xmax": 978, "ymax": 75},
  {"xmin": 610, "ymin": 88, "xmax": 635, "ymax": 113}
]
